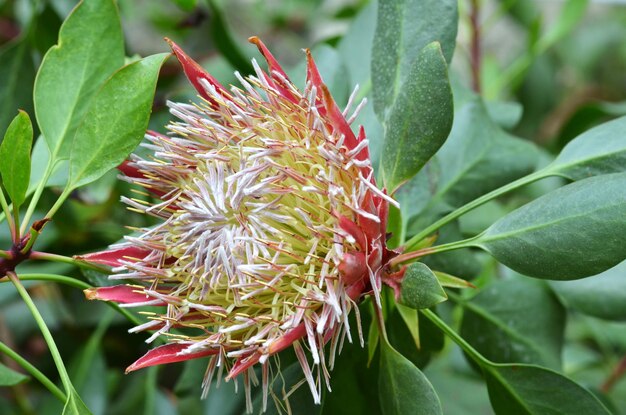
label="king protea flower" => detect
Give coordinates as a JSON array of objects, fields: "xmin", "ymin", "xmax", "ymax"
[{"xmin": 82, "ymin": 37, "xmax": 399, "ymax": 411}]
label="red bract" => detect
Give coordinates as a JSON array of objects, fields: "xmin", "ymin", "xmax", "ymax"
[{"xmin": 83, "ymin": 37, "xmax": 398, "ymax": 412}]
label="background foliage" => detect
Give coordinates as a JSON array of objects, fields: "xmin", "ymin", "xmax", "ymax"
[{"xmin": 1, "ymin": 0, "xmax": 626, "ymax": 414}]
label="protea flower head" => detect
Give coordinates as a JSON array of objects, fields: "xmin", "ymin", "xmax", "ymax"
[{"xmin": 82, "ymin": 37, "xmax": 399, "ymax": 411}]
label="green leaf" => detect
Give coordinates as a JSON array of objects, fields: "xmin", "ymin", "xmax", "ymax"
[
  {"xmin": 459, "ymin": 279, "xmax": 565, "ymax": 370},
  {"xmin": 34, "ymin": 0, "xmax": 124, "ymax": 160},
  {"xmin": 62, "ymin": 387, "xmax": 93, "ymax": 415},
  {"xmin": 379, "ymin": 339, "xmax": 442, "ymax": 415},
  {"xmin": 475, "ymin": 173, "xmax": 626, "ymax": 280},
  {"xmin": 381, "ymin": 42, "xmax": 453, "ymax": 192},
  {"xmin": 0, "ymin": 110, "xmax": 33, "ymax": 207},
  {"xmin": 0, "ymin": 362, "xmax": 28, "ymax": 386},
  {"xmin": 371, "ymin": 0, "xmax": 457, "ymax": 117},
  {"xmin": 484, "ymin": 363, "xmax": 610, "ymax": 415},
  {"xmin": 433, "ymin": 271, "xmax": 475, "ymax": 289},
  {"xmin": 28, "ymin": 137, "xmax": 69, "ymax": 193},
  {"xmin": 0, "ymin": 38, "xmax": 35, "ymax": 138},
  {"xmin": 433, "ymin": 98, "xmax": 539, "ymax": 207},
  {"xmin": 550, "ymin": 259, "xmax": 626, "ymax": 321},
  {"xmin": 548, "ymin": 115, "xmax": 626, "ymax": 180},
  {"xmin": 399, "ymin": 262, "xmax": 447, "ymax": 310},
  {"xmin": 68, "ymin": 53, "xmax": 169, "ymax": 190}
]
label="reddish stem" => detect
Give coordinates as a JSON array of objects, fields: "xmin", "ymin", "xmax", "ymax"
[
  {"xmin": 601, "ymin": 355, "xmax": 626, "ymax": 393},
  {"xmin": 0, "ymin": 243, "xmax": 31, "ymax": 277},
  {"xmin": 388, "ymin": 247, "xmax": 434, "ymax": 268},
  {"xmin": 469, "ymin": 0, "xmax": 482, "ymax": 93}
]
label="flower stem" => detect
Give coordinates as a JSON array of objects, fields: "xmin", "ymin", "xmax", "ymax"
[
  {"xmin": 12, "ymin": 209, "xmax": 21, "ymax": 242},
  {"xmin": 390, "ymin": 236, "xmax": 480, "ymax": 268},
  {"xmin": 7, "ymin": 273, "xmax": 143, "ymax": 327},
  {"xmin": 30, "ymin": 251, "xmax": 111, "ymax": 273},
  {"xmin": 469, "ymin": 0, "xmax": 482, "ymax": 93},
  {"xmin": 20, "ymin": 159, "xmax": 54, "ymax": 236},
  {"xmin": 7, "ymin": 271, "xmax": 74, "ymax": 395},
  {"xmin": 0, "ymin": 340, "xmax": 67, "ymax": 403},
  {"xmin": 403, "ymin": 170, "xmax": 548, "ymax": 252},
  {"xmin": 372, "ymin": 299, "xmax": 388, "ymax": 342},
  {"xmin": 0, "ymin": 189, "xmax": 16, "ymax": 241},
  {"xmin": 44, "ymin": 186, "xmax": 73, "ymax": 222},
  {"xmin": 601, "ymin": 355, "xmax": 626, "ymax": 393}
]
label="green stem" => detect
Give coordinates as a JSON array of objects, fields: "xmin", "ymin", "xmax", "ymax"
[
  {"xmin": 0, "ymin": 250, "xmax": 10, "ymax": 259},
  {"xmin": 373, "ymin": 298, "xmax": 388, "ymax": 342},
  {"xmin": 19, "ymin": 228, "xmax": 40, "ymax": 255},
  {"xmin": 0, "ymin": 340, "xmax": 66, "ymax": 403},
  {"xmin": 420, "ymin": 308, "xmax": 490, "ymax": 367},
  {"xmin": 390, "ymin": 236, "xmax": 480, "ymax": 268},
  {"xmin": 12, "ymin": 208, "xmax": 21, "ymax": 242},
  {"xmin": 44, "ymin": 186, "xmax": 72, "ymax": 221},
  {"xmin": 404, "ymin": 170, "xmax": 547, "ymax": 252},
  {"xmin": 30, "ymin": 251, "xmax": 111, "ymax": 273},
  {"xmin": 20, "ymin": 159, "xmax": 54, "ymax": 236},
  {"xmin": 0, "ymin": 189, "xmax": 16, "ymax": 241},
  {"xmin": 7, "ymin": 271, "xmax": 74, "ymax": 395},
  {"xmin": 10, "ymin": 274, "xmax": 142, "ymax": 326}
]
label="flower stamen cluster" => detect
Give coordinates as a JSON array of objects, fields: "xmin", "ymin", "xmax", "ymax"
[{"xmin": 84, "ymin": 37, "xmax": 397, "ymax": 412}]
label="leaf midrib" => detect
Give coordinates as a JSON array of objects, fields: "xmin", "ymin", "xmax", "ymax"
[{"xmin": 480, "ymin": 200, "xmax": 624, "ymax": 244}]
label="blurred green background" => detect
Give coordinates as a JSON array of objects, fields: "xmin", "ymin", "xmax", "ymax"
[{"xmin": 1, "ymin": 0, "xmax": 626, "ymax": 414}]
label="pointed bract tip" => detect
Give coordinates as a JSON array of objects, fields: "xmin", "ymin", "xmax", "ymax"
[{"xmin": 125, "ymin": 343, "xmax": 218, "ymax": 374}]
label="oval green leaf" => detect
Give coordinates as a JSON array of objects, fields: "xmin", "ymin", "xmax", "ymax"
[
  {"xmin": 381, "ymin": 42, "xmax": 453, "ymax": 193},
  {"xmin": 485, "ymin": 363, "xmax": 610, "ymax": 415},
  {"xmin": 0, "ymin": 110, "xmax": 33, "ymax": 207},
  {"xmin": 550, "ymin": 259, "xmax": 626, "ymax": 321},
  {"xmin": 379, "ymin": 339, "xmax": 442, "ymax": 415},
  {"xmin": 548, "ymin": 116, "xmax": 626, "ymax": 180},
  {"xmin": 34, "ymin": 0, "xmax": 124, "ymax": 160},
  {"xmin": 68, "ymin": 53, "xmax": 169, "ymax": 190},
  {"xmin": 460, "ymin": 279, "xmax": 565, "ymax": 370},
  {"xmin": 0, "ymin": 362, "xmax": 28, "ymax": 386},
  {"xmin": 372, "ymin": 0, "xmax": 457, "ymax": 117},
  {"xmin": 400, "ymin": 262, "xmax": 447, "ymax": 309},
  {"xmin": 475, "ymin": 172, "xmax": 626, "ymax": 280}
]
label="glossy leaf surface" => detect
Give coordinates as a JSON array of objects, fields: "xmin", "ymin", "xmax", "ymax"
[
  {"xmin": 476, "ymin": 173, "xmax": 626, "ymax": 280},
  {"xmin": 68, "ymin": 53, "xmax": 169, "ymax": 189},
  {"xmin": 35, "ymin": 0, "xmax": 124, "ymax": 160},
  {"xmin": 0, "ymin": 111, "xmax": 33, "ymax": 207}
]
